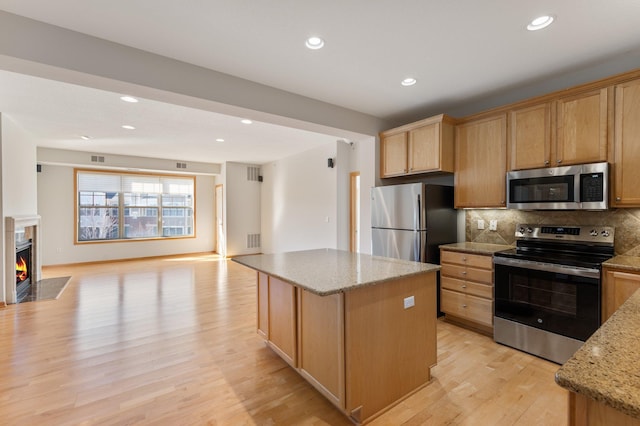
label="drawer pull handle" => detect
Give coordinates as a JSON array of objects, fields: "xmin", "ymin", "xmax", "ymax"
[
  {"xmin": 462, "ymin": 271, "xmax": 467, "ymax": 275},
  {"xmin": 462, "ymin": 304, "xmax": 467, "ymax": 308},
  {"xmin": 461, "ymin": 285, "xmax": 467, "ymax": 289},
  {"xmin": 462, "ymin": 257, "xmax": 467, "ymax": 261}
]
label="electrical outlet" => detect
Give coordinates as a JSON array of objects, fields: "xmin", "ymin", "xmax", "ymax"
[
  {"xmin": 489, "ymin": 220, "xmax": 498, "ymax": 231},
  {"xmin": 477, "ymin": 219, "xmax": 485, "ymax": 230},
  {"xmin": 403, "ymin": 296, "xmax": 415, "ymax": 309}
]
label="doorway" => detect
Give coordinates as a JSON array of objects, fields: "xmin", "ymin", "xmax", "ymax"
[
  {"xmin": 350, "ymin": 172, "xmax": 360, "ymax": 252},
  {"xmin": 215, "ymin": 184, "xmax": 225, "ymax": 256}
]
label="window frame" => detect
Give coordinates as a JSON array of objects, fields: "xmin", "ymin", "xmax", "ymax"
[{"xmin": 75, "ymin": 169, "xmax": 196, "ymax": 244}]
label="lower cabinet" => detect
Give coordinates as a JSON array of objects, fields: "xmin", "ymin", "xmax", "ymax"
[
  {"xmin": 440, "ymin": 249, "xmax": 494, "ymax": 333},
  {"xmin": 256, "ymin": 271, "xmax": 437, "ymax": 424},
  {"xmin": 298, "ymin": 289, "xmax": 345, "ymax": 408},
  {"xmin": 602, "ymin": 267, "xmax": 640, "ymax": 322}
]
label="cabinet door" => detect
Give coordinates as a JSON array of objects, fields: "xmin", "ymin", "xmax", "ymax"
[
  {"xmin": 380, "ymin": 132, "xmax": 407, "ymax": 177},
  {"xmin": 509, "ymin": 103, "xmax": 552, "ymax": 170},
  {"xmin": 455, "ymin": 114, "xmax": 508, "ymax": 208},
  {"xmin": 613, "ymin": 79, "xmax": 640, "ymax": 207},
  {"xmin": 268, "ymin": 277, "xmax": 297, "ymax": 367},
  {"xmin": 257, "ymin": 272, "xmax": 269, "ymax": 339},
  {"xmin": 407, "ymin": 122, "xmax": 454, "ymax": 173},
  {"xmin": 603, "ymin": 269, "xmax": 640, "ymax": 322},
  {"xmin": 298, "ymin": 290, "xmax": 345, "ymax": 409},
  {"xmin": 556, "ymin": 88, "xmax": 608, "ymax": 166}
]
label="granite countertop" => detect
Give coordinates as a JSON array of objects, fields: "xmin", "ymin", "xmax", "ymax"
[
  {"xmin": 555, "ymin": 289, "xmax": 640, "ymax": 420},
  {"xmin": 439, "ymin": 242, "xmax": 513, "ymax": 255},
  {"xmin": 603, "ymin": 255, "xmax": 640, "ymax": 272},
  {"xmin": 232, "ymin": 248, "xmax": 440, "ymax": 296}
]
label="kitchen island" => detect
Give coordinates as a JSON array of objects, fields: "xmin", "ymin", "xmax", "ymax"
[
  {"xmin": 233, "ymin": 249, "xmax": 440, "ymax": 425},
  {"xmin": 556, "ymin": 289, "xmax": 640, "ymax": 425}
]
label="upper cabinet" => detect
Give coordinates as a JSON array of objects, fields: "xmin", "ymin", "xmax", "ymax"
[
  {"xmin": 556, "ymin": 88, "xmax": 609, "ymax": 166},
  {"xmin": 612, "ymin": 78, "xmax": 640, "ymax": 207},
  {"xmin": 380, "ymin": 114, "xmax": 455, "ymax": 178},
  {"xmin": 509, "ymin": 102, "xmax": 552, "ymax": 170},
  {"xmin": 455, "ymin": 114, "xmax": 507, "ymax": 208},
  {"xmin": 508, "ymin": 88, "xmax": 609, "ymax": 171}
]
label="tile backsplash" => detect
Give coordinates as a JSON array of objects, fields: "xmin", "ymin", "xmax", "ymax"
[{"xmin": 465, "ymin": 209, "xmax": 640, "ymax": 256}]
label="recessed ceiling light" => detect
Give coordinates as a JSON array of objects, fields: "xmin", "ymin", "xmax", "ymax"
[
  {"xmin": 216, "ymin": 138, "xmax": 225, "ymax": 142},
  {"xmin": 120, "ymin": 96, "xmax": 139, "ymax": 103},
  {"xmin": 122, "ymin": 125, "xmax": 136, "ymax": 130},
  {"xmin": 241, "ymin": 119, "xmax": 253, "ymax": 124},
  {"xmin": 401, "ymin": 78, "xmax": 417, "ymax": 87},
  {"xmin": 80, "ymin": 135, "xmax": 91, "ymax": 140},
  {"xmin": 527, "ymin": 15, "xmax": 554, "ymax": 31},
  {"xmin": 305, "ymin": 36, "xmax": 325, "ymax": 50}
]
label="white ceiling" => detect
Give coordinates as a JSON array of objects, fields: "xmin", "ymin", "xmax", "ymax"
[{"xmin": 1, "ymin": 0, "xmax": 640, "ymax": 165}]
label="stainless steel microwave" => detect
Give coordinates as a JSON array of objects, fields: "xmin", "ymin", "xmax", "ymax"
[{"xmin": 506, "ymin": 162, "xmax": 609, "ymax": 210}]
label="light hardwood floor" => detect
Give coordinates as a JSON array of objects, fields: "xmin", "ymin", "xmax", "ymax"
[{"xmin": 0, "ymin": 254, "xmax": 568, "ymax": 425}]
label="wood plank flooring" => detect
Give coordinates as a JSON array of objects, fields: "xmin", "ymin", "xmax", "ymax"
[{"xmin": 0, "ymin": 254, "xmax": 568, "ymax": 425}]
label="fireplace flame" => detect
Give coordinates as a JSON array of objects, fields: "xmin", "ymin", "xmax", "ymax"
[{"xmin": 16, "ymin": 257, "xmax": 28, "ymax": 282}]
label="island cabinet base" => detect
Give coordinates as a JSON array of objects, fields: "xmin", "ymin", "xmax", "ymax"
[
  {"xmin": 569, "ymin": 392, "xmax": 640, "ymax": 426},
  {"xmin": 256, "ymin": 271, "xmax": 437, "ymax": 425}
]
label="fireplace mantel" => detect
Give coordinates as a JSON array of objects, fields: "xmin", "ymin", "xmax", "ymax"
[{"xmin": 5, "ymin": 215, "xmax": 41, "ymax": 304}]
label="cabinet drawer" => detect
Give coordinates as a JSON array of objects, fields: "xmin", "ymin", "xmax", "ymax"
[
  {"xmin": 441, "ymin": 276, "xmax": 492, "ymax": 299},
  {"xmin": 441, "ymin": 264, "xmax": 493, "ymax": 284},
  {"xmin": 441, "ymin": 289, "xmax": 493, "ymax": 327},
  {"xmin": 441, "ymin": 250, "xmax": 493, "ymax": 269}
]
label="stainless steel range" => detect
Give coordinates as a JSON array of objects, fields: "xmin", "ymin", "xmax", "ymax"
[{"xmin": 493, "ymin": 224, "xmax": 615, "ymax": 364}]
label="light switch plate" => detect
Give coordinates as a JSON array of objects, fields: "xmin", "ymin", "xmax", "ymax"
[
  {"xmin": 477, "ymin": 219, "xmax": 485, "ymax": 230},
  {"xmin": 489, "ymin": 220, "xmax": 497, "ymax": 231}
]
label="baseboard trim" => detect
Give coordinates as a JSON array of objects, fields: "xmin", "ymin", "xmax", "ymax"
[{"xmin": 42, "ymin": 251, "xmax": 219, "ymax": 268}]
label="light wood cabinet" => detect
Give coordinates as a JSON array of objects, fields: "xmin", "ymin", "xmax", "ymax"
[
  {"xmin": 454, "ymin": 113, "xmax": 507, "ymax": 208},
  {"xmin": 569, "ymin": 392, "xmax": 640, "ymax": 426},
  {"xmin": 509, "ymin": 102, "xmax": 552, "ymax": 170},
  {"xmin": 440, "ymin": 249, "xmax": 494, "ymax": 332},
  {"xmin": 508, "ymin": 89, "xmax": 609, "ymax": 171},
  {"xmin": 267, "ymin": 276, "xmax": 297, "ymax": 367},
  {"xmin": 602, "ymin": 267, "xmax": 640, "ymax": 322},
  {"xmin": 255, "ymin": 271, "xmax": 437, "ymax": 424},
  {"xmin": 556, "ymin": 88, "xmax": 609, "ymax": 166},
  {"xmin": 380, "ymin": 114, "xmax": 455, "ymax": 178},
  {"xmin": 612, "ymin": 78, "xmax": 640, "ymax": 207},
  {"xmin": 298, "ymin": 289, "xmax": 345, "ymax": 408},
  {"xmin": 257, "ymin": 272, "xmax": 269, "ymax": 339}
]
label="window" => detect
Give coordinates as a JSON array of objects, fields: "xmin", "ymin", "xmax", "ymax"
[{"xmin": 76, "ymin": 170, "xmax": 195, "ymax": 242}]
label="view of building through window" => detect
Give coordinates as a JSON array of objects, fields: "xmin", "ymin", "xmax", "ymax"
[{"xmin": 76, "ymin": 171, "xmax": 194, "ymax": 242}]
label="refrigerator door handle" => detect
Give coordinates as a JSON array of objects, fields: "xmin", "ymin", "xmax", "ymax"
[
  {"xmin": 415, "ymin": 194, "xmax": 421, "ymax": 231},
  {"xmin": 414, "ymin": 231, "xmax": 421, "ymax": 262}
]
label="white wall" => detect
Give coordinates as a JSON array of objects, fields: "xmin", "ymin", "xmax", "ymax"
[
  {"xmin": 1, "ymin": 114, "xmax": 39, "ymax": 304},
  {"xmin": 350, "ymin": 137, "xmax": 376, "ymax": 254},
  {"xmin": 261, "ymin": 143, "xmax": 338, "ymax": 253},
  {"xmin": 224, "ymin": 162, "xmax": 261, "ymax": 257},
  {"xmin": 37, "ymin": 164, "xmax": 215, "ymax": 265}
]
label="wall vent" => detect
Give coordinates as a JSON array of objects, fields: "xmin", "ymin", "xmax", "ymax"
[
  {"xmin": 247, "ymin": 166, "xmax": 261, "ymax": 182},
  {"xmin": 247, "ymin": 233, "xmax": 261, "ymax": 249},
  {"xmin": 176, "ymin": 162, "xmax": 187, "ymax": 169},
  {"xmin": 90, "ymin": 155, "xmax": 105, "ymax": 163}
]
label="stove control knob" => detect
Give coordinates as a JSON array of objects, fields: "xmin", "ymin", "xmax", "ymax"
[
  {"xmin": 526, "ymin": 227, "xmax": 533, "ymax": 233},
  {"xmin": 590, "ymin": 229, "xmax": 598, "ymax": 237},
  {"xmin": 518, "ymin": 227, "xmax": 525, "ymax": 234},
  {"xmin": 602, "ymin": 230, "xmax": 610, "ymax": 237}
]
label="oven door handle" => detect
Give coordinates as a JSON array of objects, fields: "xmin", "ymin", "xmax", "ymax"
[{"xmin": 493, "ymin": 256, "xmax": 600, "ymax": 279}]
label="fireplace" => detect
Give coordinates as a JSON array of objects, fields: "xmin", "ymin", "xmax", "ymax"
[
  {"xmin": 15, "ymin": 240, "xmax": 33, "ymax": 303},
  {"xmin": 5, "ymin": 215, "xmax": 41, "ymax": 305}
]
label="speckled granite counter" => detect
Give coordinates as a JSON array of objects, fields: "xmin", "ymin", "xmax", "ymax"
[
  {"xmin": 233, "ymin": 248, "xmax": 440, "ymax": 296},
  {"xmin": 603, "ymin": 255, "xmax": 640, "ymax": 272},
  {"xmin": 439, "ymin": 242, "xmax": 513, "ymax": 255},
  {"xmin": 555, "ymin": 289, "xmax": 640, "ymax": 420}
]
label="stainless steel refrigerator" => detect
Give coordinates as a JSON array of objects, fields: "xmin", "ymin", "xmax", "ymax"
[{"xmin": 371, "ymin": 183, "xmax": 457, "ymax": 313}]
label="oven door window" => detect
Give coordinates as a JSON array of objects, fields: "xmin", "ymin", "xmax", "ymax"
[
  {"xmin": 494, "ymin": 264, "xmax": 600, "ymax": 341},
  {"xmin": 509, "ymin": 175, "xmax": 574, "ymax": 203}
]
